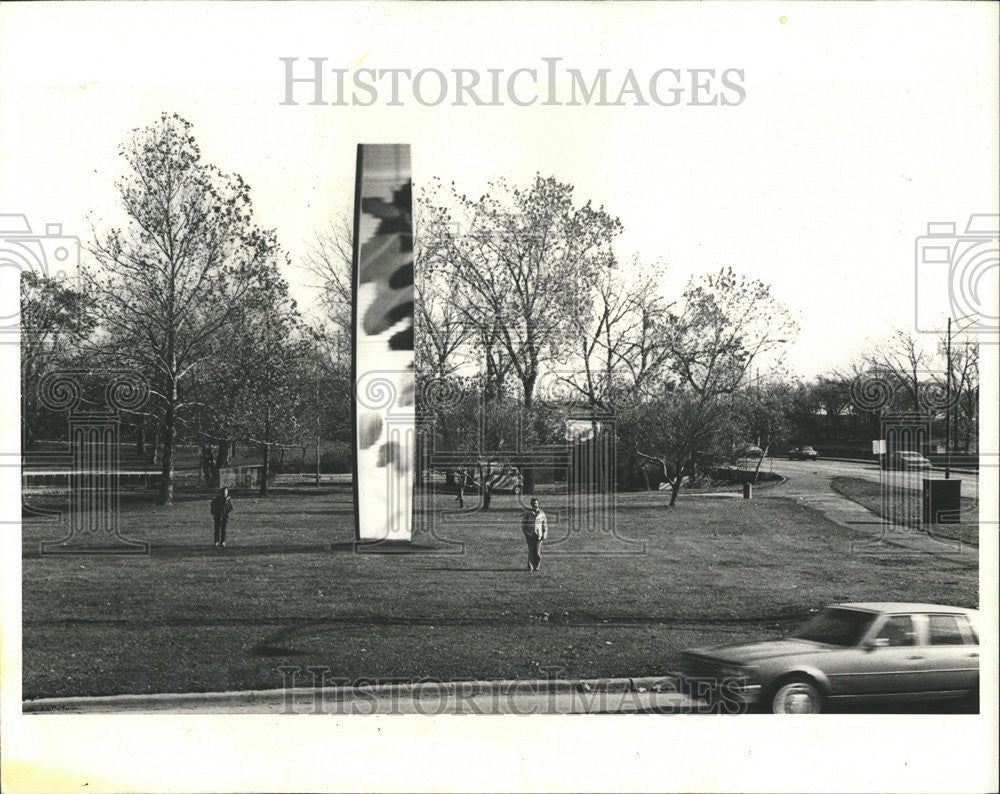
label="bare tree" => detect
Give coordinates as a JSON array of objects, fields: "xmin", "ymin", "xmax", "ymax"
[
  {"xmin": 422, "ymin": 174, "xmax": 623, "ymax": 412},
  {"xmin": 19, "ymin": 271, "xmax": 96, "ymax": 447},
  {"xmin": 88, "ymin": 113, "xmax": 283, "ymax": 504},
  {"xmin": 938, "ymin": 338, "xmax": 979, "ymax": 451},
  {"xmin": 554, "ymin": 261, "xmax": 673, "ymax": 411},
  {"xmin": 415, "ymin": 264, "xmax": 474, "ymax": 381},
  {"xmin": 664, "ymin": 267, "xmax": 797, "ymax": 398},
  {"xmin": 302, "ymin": 215, "xmax": 353, "ymax": 350},
  {"xmin": 422, "ymin": 175, "xmax": 622, "ymax": 493},
  {"xmin": 863, "ymin": 329, "xmax": 932, "ymax": 413},
  {"xmin": 628, "ymin": 267, "xmax": 797, "ymax": 505},
  {"xmin": 628, "ymin": 390, "xmax": 725, "ymax": 506}
]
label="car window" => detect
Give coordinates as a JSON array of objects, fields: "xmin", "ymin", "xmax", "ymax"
[
  {"xmin": 793, "ymin": 608, "xmax": 875, "ymax": 646},
  {"xmin": 875, "ymin": 615, "xmax": 917, "ymax": 646},
  {"xmin": 927, "ymin": 614, "xmax": 971, "ymax": 645}
]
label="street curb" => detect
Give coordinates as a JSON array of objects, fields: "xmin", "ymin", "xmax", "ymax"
[{"xmin": 22, "ymin": 675, "xmax": 685, "ymax": 713}]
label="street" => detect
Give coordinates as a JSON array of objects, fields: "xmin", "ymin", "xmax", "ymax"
[{"xmin": 765, "ymin": 456, "xmax": 979, "ymax": 500}]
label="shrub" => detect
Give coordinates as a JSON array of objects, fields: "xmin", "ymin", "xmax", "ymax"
[{"xmin": 319, "ymin": 442, "xmax": 353, "ymax": 474}]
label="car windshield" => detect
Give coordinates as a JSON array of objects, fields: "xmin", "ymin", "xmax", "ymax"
[{"xmin": 792, "ymin": 608, "xmax": 876, "ymax": 646}]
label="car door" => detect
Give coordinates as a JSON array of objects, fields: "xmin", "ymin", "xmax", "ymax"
[
  {"xmin": 837, "ymin": 614, "xmax": 928, "ymax": 698},
  {"xmin": 910, "ymin": 613, "xmax": 980, "ymax": 694}
]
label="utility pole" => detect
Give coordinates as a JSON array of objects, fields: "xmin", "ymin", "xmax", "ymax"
[
  {"xmin": 755, "ymin": 367, "xmax": 760, "ymax": 446},
  {"xmin": 315, "ymin": 364, "xmax": 321, "ymax": 486},
  {"xmin": 945, "ymin": 317, "xmax": 951, "ymax": 480}
]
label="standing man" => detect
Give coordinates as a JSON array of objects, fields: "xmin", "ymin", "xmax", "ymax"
[
  {"xmin": 211, "ymin": 486, "xmax": 234, "ymax": 547},
  {"xmin": 521, "ymin": 497, "xmax": 547, "ymax": 572}
]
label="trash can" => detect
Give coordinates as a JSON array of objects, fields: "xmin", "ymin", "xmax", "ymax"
[
  {"xmin": 922, "ymin": 479, "xmax": 962, "ymax": 524},
  {"xmin": 742, "ymin": 482, "xmax": 752, "ymax": 500}
]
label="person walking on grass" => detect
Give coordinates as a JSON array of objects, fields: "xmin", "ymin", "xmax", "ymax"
[
  {"xmin": 521, "ymin": 497, "xmax": 547, "ymax": 572},
  {"xmin": 211, "ymin": 486, "xmax": 234, "ymax": 547}
]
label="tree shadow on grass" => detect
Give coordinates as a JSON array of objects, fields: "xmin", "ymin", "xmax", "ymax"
[
  {"xmin": 166, "ymin": 541, "xmax": 363, "ymax": 558},
  {"xmin": 21, "ymin": 542, "xmax": 346, "ymax": 560},
  {"xmin": 413, "ymin": 566, "xmax": 528, "ymax": 573},
  {"xmin": 243, "ymin": 508, "xmax": 354, "ymax": 516},
  {"xmin": 23, "ymin": 540, "xmax": 461, "ymax": 560}
]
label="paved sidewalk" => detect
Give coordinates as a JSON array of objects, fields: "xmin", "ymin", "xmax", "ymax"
[
  {"xmin": 762, "ymin": 464, "xmax": 975, "ymax": 563},
  {"xmin": 23, "ymin": 675, "xmax": 707, "ymax": 715}
]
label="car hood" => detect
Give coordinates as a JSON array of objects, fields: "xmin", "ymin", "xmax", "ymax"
[{"xmin": 684, "ymin": 638, "xmax": 832, "ymax": 664}]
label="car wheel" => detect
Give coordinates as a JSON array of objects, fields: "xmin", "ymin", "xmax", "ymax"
[{"xmin": 769, "ymin": 676, "xmax": 823, "ymax": 714}]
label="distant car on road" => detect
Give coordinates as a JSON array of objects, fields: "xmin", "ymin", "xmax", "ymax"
[
  {"xmin": 425, "ymin": 467, "xmax": 524, "ymax": 495},
  {"xmin": 461, "ymin": 466, "xmax": 524, "ymax": 494},
  {"xmin": 787, "ymin": 446, "xmax": 819, "ymax": 461},
  {"xmin": 888, "ymin": 451, "xmax": 932, "ymax": 471},
  {"xmin": 679, "ymin": 602, "xmax": 979, "ymax": 713},
  {"xmin": 484, "ymin": 466, "xmax": 523, "ymax": 494},
  {"xmin": 735, "ymin": 444, "xmax": 764, "ymax": 458}
]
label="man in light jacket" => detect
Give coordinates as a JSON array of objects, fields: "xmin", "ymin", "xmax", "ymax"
[{"xmin": 521, "ymin": 497, "xmax": 547, "ymax": 572}]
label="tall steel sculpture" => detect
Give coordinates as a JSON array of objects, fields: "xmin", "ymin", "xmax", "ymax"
[{"xmin": 352, "ymin": 144, "xmax": 415, "ymax": 542}]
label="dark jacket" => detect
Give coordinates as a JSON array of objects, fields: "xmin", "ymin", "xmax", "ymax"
[{"xmin": 210, "ymin": 494, "xmax": 234, "ymax": 519}]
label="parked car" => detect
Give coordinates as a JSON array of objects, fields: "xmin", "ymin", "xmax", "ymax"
[
  {"xmin": 679, "ymin": 602, "xmax": 979, "ymax": 713},
  {"xmin": 735, "ymin": 444, "xmax": 764, "ymax": 458},
  {"xmin": 888, "ymin": 451, "xmax": 932, "ymax": 471},
  {"xmin": 424, "ymin": 466, "xmax": 524, "ymax": 495},
  {"xmin": 485, "ymin": 466, "xmax": 523, "ymax": 494},
  {"xmin": 787, "ymin": 445, "xmax": 819, "ymax": 461},
  {"xmin": 461, "ymin": 466, "xmax": 523, "ymax": 494}
]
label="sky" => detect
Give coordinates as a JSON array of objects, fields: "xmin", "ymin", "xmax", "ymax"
[{"xmin": 2, "ymin": 3, "xmax": 997, "ymax": 380}]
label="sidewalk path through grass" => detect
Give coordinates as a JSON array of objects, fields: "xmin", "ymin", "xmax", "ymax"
[{"xmin": 764, "ymin": 459, "xmax": 976, "ymax": 563}]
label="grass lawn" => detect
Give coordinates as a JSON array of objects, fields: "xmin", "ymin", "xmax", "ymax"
[
  {"xmin": 21, "ymin": 485, "xmax": 978, "ymax": 700},
  {"xmin": 830, "ymin": 476, "xmax": 980, "ymax": 548}
]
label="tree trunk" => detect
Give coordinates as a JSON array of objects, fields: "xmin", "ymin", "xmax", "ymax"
[
  {"xmin": 522, "ymin": 373, "xmax": 537, "ymax": 494},
  {"xmin": 752, "ymin": 445, "xmax": 768, "ymax": 483},
  {"xmin": 260, "ymin": 442, "xmax": 269, "ymax": 495},
  {"xmin": 217, "ymin": 440, "xmax": 230, "ymax": 468},
  {"xmin": 668, "ymin": 478, "xmax": 680, "ymax": 506},
  {"xmin": 478, "ymin": 464, "xmax": 491, "ymax": 511},
  {"xmin": 146, "ymin": 427, "xmax": 159, "ymax": 465},
  {"xmin": 260, "ymin": 407, "xmax": 271, "ymax": 496},
  {"xmin": 157, "ymin": 383, "xmax": 176, "ymax": 506}
]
